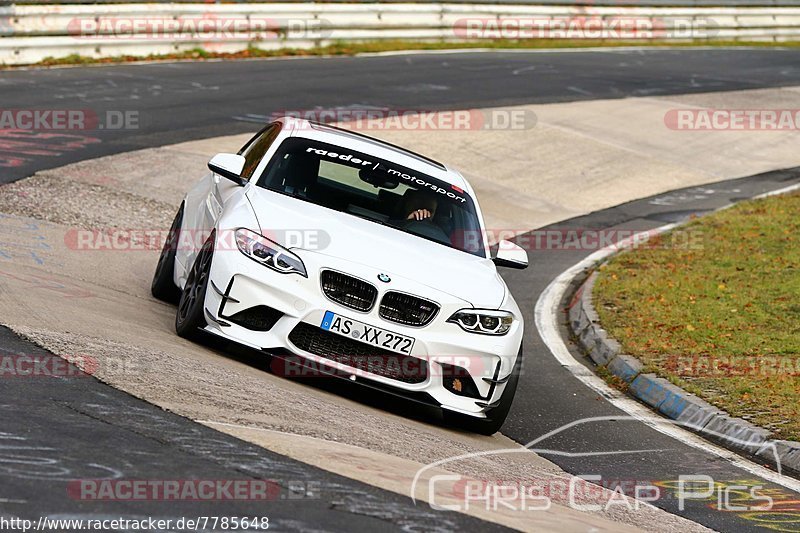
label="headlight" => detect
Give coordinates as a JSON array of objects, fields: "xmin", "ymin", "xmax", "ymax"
[
  {"xmin": 234, "ymin": 228, "xmax": 307, "ymax": 277},
  {"xmin": 447, "ymin": 309, "xmax": 514, "ymax": 335}
]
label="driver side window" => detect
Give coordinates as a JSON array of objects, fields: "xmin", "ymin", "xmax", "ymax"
[{"xmin": 239, "ymin": 123, "xmax": 280, "ymax": 181}]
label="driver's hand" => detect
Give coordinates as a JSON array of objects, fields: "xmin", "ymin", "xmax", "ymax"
[{"xmin": 407, "ymin": 209, "xmax": 433, "ymax": 221}]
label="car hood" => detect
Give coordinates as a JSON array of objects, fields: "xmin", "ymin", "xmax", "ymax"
[{"xmin": 245, "ymin": 187, "xmax": 506, "ymax": 308}]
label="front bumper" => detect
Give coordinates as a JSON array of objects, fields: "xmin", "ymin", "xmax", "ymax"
[{"xmin": 201, "ymin": 246, "xmax": 523, "ymax": 418}]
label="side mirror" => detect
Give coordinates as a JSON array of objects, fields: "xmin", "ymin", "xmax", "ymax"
[
  {"xmin": 208, "ymin": 153, "xmax": 246, "ymax": 185},
  {"xmin": 492, "ymin": 240, "xmax": 528, "ymax": 269}
]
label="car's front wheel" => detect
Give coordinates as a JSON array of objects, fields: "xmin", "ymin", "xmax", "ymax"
[
  {"xmin": 175, "ymin": 234, "xmax": 214, "ymax": 339},
  {"xmin": 445, "ymin": 345, "xmax": 522, "ymax": 436},
  {"xmin": 151, "ymin": 203, "xmax": 184, "ymax": 303}
]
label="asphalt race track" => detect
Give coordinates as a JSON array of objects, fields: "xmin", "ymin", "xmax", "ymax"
[
  {"xmin": 3, "ymin": 48, "xmax": 800, "ymax": 182},
  {"xmin": 0, "ymin": 328, "xmax": 507, "ymax": 532},
  {"xmin": 2, "ymin": 48, "xmax": 800, "ymax": 531}
]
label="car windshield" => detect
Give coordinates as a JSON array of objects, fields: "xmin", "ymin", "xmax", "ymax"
[{"xmin": 256, "ymin": 137, "xmax": 486, "ymax": 257}]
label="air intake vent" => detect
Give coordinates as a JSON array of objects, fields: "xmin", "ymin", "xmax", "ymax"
[
  {"xmin": 320, "ymin": 270, "xmax": 377, "ymax": 312},
  {"xmin": 225, "ymin": 305, "xmax": 283, "ymax": 331},
  {"xmin": 379, "ymin": 292, "xmax": 439, "ymax": 327}
]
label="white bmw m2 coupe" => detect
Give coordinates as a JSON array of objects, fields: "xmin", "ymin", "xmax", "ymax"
[{"xmin": 152, "ymin": 117, "xmax": 528, "ymax": 434}]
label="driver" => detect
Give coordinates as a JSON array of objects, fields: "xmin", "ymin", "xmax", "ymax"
[{"xmin": 403, "ymin": 190, "xmax": 438, "ymax": 221}]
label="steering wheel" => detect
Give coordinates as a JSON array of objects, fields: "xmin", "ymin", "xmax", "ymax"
[{"xmin": 401, "ymin": 219, "xmax": 450, "ymax": 243}]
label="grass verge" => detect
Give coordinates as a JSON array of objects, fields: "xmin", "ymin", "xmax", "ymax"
[
  {"xmin": 594, "ymin": 191, "xmax": 800, "ymax": 440},
  {"xmin": 9, "ymin": 39, "xmax": 800, "ymax": 69}
]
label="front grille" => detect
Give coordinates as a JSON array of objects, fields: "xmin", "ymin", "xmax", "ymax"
[
  {"xmin": 320, "ymin": 270, "xmax": 377, "ymax": 312},
  {"xmin": 288, "ymin": 322, "xmax": 428, "ymax": 384},
  {"xmin": 379, "ymin": 292, "xmax": 439, "ymax": 327}
]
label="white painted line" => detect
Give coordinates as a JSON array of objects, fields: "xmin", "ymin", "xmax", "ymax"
[
  {"xmin": 534, "ymin": 190, "xmax": 800, "ymax": 494},
  {"xmin": 752, "ymin": 181, "xmax": 800, "ymax": 200},
  {"xmin": 329, "ymin": 46, "xmax": 792, "ymax": 58}
]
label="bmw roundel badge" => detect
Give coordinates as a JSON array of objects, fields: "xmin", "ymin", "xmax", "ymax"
[{"xmin": 377, "ymin": 273, "xmax": 391, "ymax": 283}]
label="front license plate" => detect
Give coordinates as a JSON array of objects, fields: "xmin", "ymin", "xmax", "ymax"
[{"xmin": 321, "ymin": 311, "xmax": 415, "ymax": 355}]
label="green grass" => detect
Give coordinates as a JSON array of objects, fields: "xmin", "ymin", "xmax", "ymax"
[
  {"xmin": 9, "ymin": 39, "xmax": 800, "ymax": 69},
  {"xmin": 594, "ymin": 192, "xmax": 800, "ymax": 440}
]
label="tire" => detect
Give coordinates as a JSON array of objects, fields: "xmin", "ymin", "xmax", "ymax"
[
  {"xmin": 151, "ymin": 203, "xmax": 184, "ymax": 303},
  {"xmin": 445, "ymin": 345, "xmax": 523, "ymax": 436},
  {"xmin": 175, "ymin": 233, "xmax": 214, "ymax": 340}
]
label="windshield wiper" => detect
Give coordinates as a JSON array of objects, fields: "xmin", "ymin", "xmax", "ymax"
[{"xmin": 350, "ymin": 212, "xmax": 388, "ymax": 226}]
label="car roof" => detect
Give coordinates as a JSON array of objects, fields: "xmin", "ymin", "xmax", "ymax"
[{"xmin": 278, "ymin": 117, "xmax": 470, "ymax": 191}]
